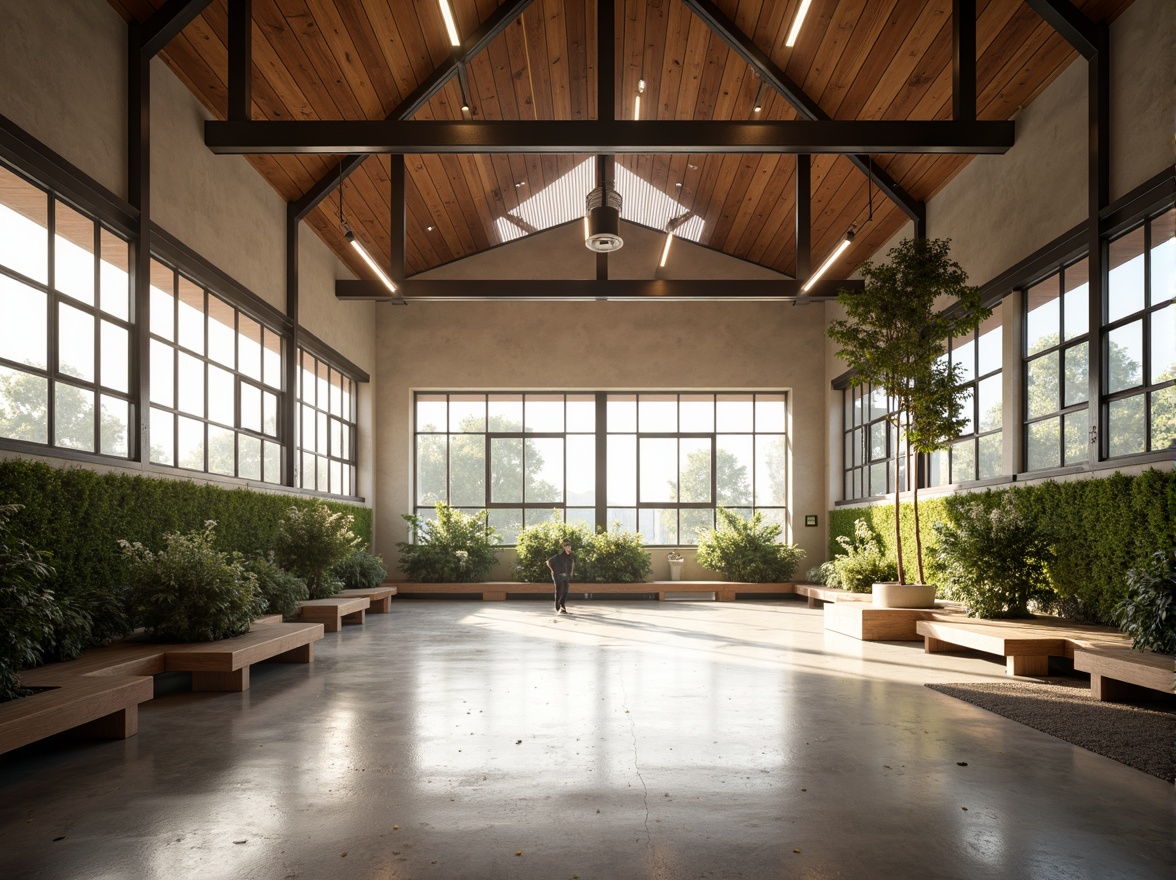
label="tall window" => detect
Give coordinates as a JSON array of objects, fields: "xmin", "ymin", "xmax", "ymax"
[
  {"xmin": 298, "ymin": 349, "xmax": 358, "ymax": 496},
  {"xmin": 1104, "ymin": 208, "xmax": 1175, "ymax": 456},
  {"xmin": 930, "ymin": 303, "xmax": 1003, "ymax": 484},
  {"xmin": 413, "ymin": 391, "xmax": 789, "ymax": 546},
  {"xmin": 842, "ymin": 383, "xmax": 902, "ymax": 501},
  {"xmin": 0, "ymin": 165, "xmax": 133, "ymax": 457},
  {"xmin": 1024, "ymin": 257, "xmax": 1090, "ymax": 471},
  {"xmin": 148, "ymin": 260, "xmax": 283, "ymax": 482}
]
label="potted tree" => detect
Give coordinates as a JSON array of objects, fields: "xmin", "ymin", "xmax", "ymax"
[{"xmin": 827, "ymin": 237, "xmax": 990, "ymax": 607}]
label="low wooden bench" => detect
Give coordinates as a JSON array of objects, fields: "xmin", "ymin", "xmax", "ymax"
[
  {"xmin": 299, "ymin": 596, "xmax": 370, "ymax": 632},
  {"xmin": 795, "ymin": 584, "xmax": 859, "ymax": 608},
  {"xmin": 392, "ymin": 581, "xmax": 798, "ymax": 602},
  {"xmin": 337, "ymin": 586, "xmax": 397, "ymax": 613},
  {"xmin": 1073, "ymin": 644, "xmax": 1173, "ymax": 701},
  {"xmin": 4, "ymin": 620, "xmax": 324, "ymax": 753},
  {"xmin": 915, "ymin": 617, "xmax": 1129, "ymax": 677}
]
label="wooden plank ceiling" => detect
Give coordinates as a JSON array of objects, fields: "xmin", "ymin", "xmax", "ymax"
[{"xmin": 106, "ymin": 0, "xmax": 1132, "ymax": 285}]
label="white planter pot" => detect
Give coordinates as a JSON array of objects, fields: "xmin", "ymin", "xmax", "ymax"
[
  {"xmin": 872, "ymin": 582, "xmax": 937, "ymax": 608},
  {"xmin": 668, "ymin": 561, "xmax": 684, "ymax": 582}
]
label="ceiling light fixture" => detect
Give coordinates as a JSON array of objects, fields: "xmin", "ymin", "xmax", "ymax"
[
  {"xmin": 635, "ymin": 78, "xmax": 646, "ymax": 120},
  {"xmin": 785, "ymin": 0, "xmax": 813, "ymax": 47},
  {"xmin": 659, "ymin": 230, "xmax": 674, "ymax": 268},
  {"xmin": 802, "ymin": 229, "xmax": 853, "ymax": 292},
  {"xmin": 585, "ymin": 175, "xmax": 623, "ymax": 253},
  {"xmin": 438, "ymin": 0, "xmax": 461, "ymax": 47},
  {"xmin": 346, "ymin": 230, "xmax": 398, "ymax": 294},
  {"xmin": 753, "ymin": 80, "xmax": 765, "ymax": 113}
]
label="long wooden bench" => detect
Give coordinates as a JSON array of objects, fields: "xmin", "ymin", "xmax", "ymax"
[
  {"xmin": 337, "ymin": 586, "xmax": 397, "ymax": 613},
  {"xmin": 915, "ymin": 617, "xmax": 1130, "ymax": 677},
  {"xmin": 3, "ymin": 621, "xmax": 325, "ymax": 754},
  {"xmin": 794, "ymin": 584, "xmax": 861, "ymax": 607},
  {"xmin": 391, "ymin": 581, "xmax": 798, "ymax": 602},
  {"xmin": 1073, "ymin": 644, "xmax": 1174, "ymax": 701},
  {"xmin": 299, "ymin": 596, "xmax": 370, "ymax": 632}
]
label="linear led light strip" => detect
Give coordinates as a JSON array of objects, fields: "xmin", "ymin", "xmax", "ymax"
[
  {"xmin": 785, "ymin": 0, "xmax": 813, "ymax": 48},
  {"xmin": 346, "ymin": 231, "xmax": 398, "ymax": 294},
  {"xmin": 438, "ymin": 0, "xmax": 461, "ymax": 46},
  {"xmin": 802, "ymin": 230, "xmax": 853, "ymax": 292}
]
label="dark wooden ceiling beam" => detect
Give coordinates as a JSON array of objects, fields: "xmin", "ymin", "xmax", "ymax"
[
  {"xmin": 227, "ymin": 0, "xmax": 252, "ymax": 121},
  {"xmin": 680, "ymin": 0, "xmax": 925, "ymax": 227},
  {"xmin": 141, "ymin": 0, "xmax": 214, "ymax": 59},
  {"xmin": 335, "ymin": 278, "xmax": 861, "ymax": 301},
  {"xmin": 1025, "ymin": 0, "xmax": 1101, "ymax": 59},
  {"xmin": 953, "ymin": 0, "xmax": 976, "ymax": 122},
  {"xmin": 207, "ymin": 119, "xmax": 1015, "ymax": 155},
  {"xmin": 290, "ymin": 0, "xmax": 538, "ymax": 222}
]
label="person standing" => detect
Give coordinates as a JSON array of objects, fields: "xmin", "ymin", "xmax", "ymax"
[{"xmin": 546, "ymin": 540, "xmax": 575, "ymax": 614}]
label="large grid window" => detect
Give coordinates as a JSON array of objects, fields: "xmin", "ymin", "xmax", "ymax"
[
  {"xmin": 0, "ymin": 165, "xmax": 133, "ymax": 457},
  {"xmin": 930, "ymin": 303, "xmax": 1004, "ymax": 484},
  {"xmin": 1103, "ymin": 208, "xmax": 1175, "ymax": 456},
  {"xmin": 1024, "ymin": 257, "xmax": 1091, "ymax": 471},
  {"xmin": 842, "ymin": 383, "xmax": 904, "ymax": 501},
  {"xmin": 148, "ymin": 260, "xmax": 282, "ymax": 482},
  {"xmin": 298, "ymin": 349, "xmax": 358, "ymax": 496},
  {"xmin": 414, "ymin": 391, "xmax": 789, "ymax": 546}
]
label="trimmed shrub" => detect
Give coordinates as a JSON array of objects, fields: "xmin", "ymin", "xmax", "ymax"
[
  {"xmin": 582, "ymin": 524, "xmax": 652, "ymax": 583},
  {"xmin": 0, "ymin": 504, "xmax": 61, "ymax": 701},
  {"xmin": 43, "ymin": 586, "xmax": 129, "ymax": 664},
  {"xmin": 397, "ymin": 503, "xmax": 499, "ymax": 582},
  {"xmin": 274, "ymin": 502, "xmax": 363, "ymax": 598},
  {"xmin": 514, "ymin": 516, "xmax": 593, "ymax": 583},
  {"xmin": 1113, "ymin": 549, "xmax": 1176, "ymax": 654},
  {"xmin": 933, "ymin": 494, "xmax": 1055, "ymax": 618},
  {"xmin": 696, "ymin": 507, "xmax": 804, "ymax": 582},
  {"xmin": 819, "ymin": 518, "xmax": 897, "ymax": 593},
  {"xmin": 247, "ymin": 553, "xmax": 309, "ymax": 618},
  {"xmin": 121, "ymin": 521, "xmax": 263, "ymax": 642},
  {"xmin": 333, "ymin": 549, "xmax": 388, "ymax": 590}
]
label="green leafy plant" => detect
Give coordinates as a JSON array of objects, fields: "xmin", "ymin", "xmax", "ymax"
[
  {"xmin": 1113, "ymin": 549, "xmax": 1176, "ymax": 655},
  {"xmin": 43, "ymin": 585, "xmax": 130, "ymax": 664},
  {"xmin": 828, "ymin": 237, "xmax": 990, "ymax": 584},
  {"xmin": 0, "ymin": 504, "xmax": 61, "ymax": 701},
  {"xmin": 274, "ymin": 502, "xmax": 363, "ymax": 598},
  {"xmin": 583, "ymin": 524, "xmax": 652, "ymax": 583},
  {"xmin": 695, "ymin": 507, "xmax": 804, "ymax": 583},
  {"xmin": 333, "ymin": 549, "xmax": 388, "ymax": 590},
  {"xmin": 819, "ymin": 518, "xmax": 897, "ymax": 593},
  {"xmin": 397, "ymin": 503, "xmax": 499, "ymax": 582},
  {"xmin": 121, "ymin": 521, "xmax": 263, "ymax": 642},
  {"xmin": 246, "ymin": 553, "xmax": 309, "ymax": 618},
  {"xmin": 933, "ymin": 494, "xmax": 1055, "ymax": 618},
  {"xmin": 513, "ymin": 516, "xmax": 593, "ymax": 583}
]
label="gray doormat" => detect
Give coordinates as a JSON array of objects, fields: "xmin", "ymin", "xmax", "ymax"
[{"xmin": 926, "ymin": 679, "xmax": 1176, "ymax": 782}]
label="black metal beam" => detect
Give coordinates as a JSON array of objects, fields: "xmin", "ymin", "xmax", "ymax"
[
  {"xmin": 141, "ymin": 0, "xmax": 214, "ymax": 59},
  {"xmin": 207, "ymin": 119, "xmax": 1015, "ymax": 155},
  {"xmin": 289, "ymin": 0, "xmax": 537, "ymax": 222},
  {"xmin": 129, "ymin": 23, "xmax": 152, "ymax": 465},
  {"xmin": 795, "ymin": 155, "xmax": 810, "ymax": 281},
  {"xmin": 953, "ymin": 0, "xmax": 976, "ymax": 122},
  {"xmin": 284, "ymin": 204, "xmax": 299, "ymax": 487},
  {"xmin": 680, "ymin": 0, "xmax": 925, "ymax": 226},
  {"xmin": 598, "ymin": 0, "xmax": 615, "ymax": 122},
  {"xmin": 228, "ymin": 0, "xmax": 252, "ymax": 121},
  {"xmin": 1087, "ymin": 23, "xmax": 1110, "ymax": 463},
  {"xmin": 335, "ymin": 278, "xmax": 860, "ymax": 301},
  {"xmin": 389, "ymin": 155, "xmax": 406, "ymax": 284},
  {"xmin": 1026, "ymin": 0, "xmax": 1100, "ymax": 59}
]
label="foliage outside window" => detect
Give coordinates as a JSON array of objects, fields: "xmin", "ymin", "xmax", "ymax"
[
  {"xmin": 929, "ymin": 303, "xmax": 1004, "ymax": 484},
  {"xmin": 0, "ymin": 164, "xmax": 134, "ymax": 457},
  {"xmin": 297, "ymin": 349, "xmax": 358, "ymax": 496},
  {"xmin": 1024, "ymin": 257, "xmax": 1091, "ymax": 471},
  {"xmin": 414, "ymin": 391, "xmax": 788, "ymax": 547},
  {"xmin": 1103, "ymin": 208, "xmax": 1175, "ymax": 457}
]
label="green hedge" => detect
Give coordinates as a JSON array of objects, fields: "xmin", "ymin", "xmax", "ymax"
[
  {"xmin": 829, "ymin": 469, "xmax": 1176, "ymax": 624},
  {"xmin": 0, "ymin": 459, "xmax": 372, "ymax": 605}
]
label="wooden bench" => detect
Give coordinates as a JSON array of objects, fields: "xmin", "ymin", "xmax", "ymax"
[
  {"xmin": 391, "ymin": 581, "xmax": 798, "ymax": 602},
  {"xmin": 1073, "ymin": 644, "xmax": 1174, "ymax": 701},
  {"xmin": 915, "ymin": 617, "xmax": 1130, "ymax": 677},
  {"xmin": 795, "ymin": 584, "xmax": 860, "ymax": 608},
  {"xmin": 299, "ymin": 596, "xmax": 370, "ymax": 632},
  {"xmin": 4, "ymin": 620, "xmax": 324, "ymax": 753},
  {"xmin": 337, "ymin": 586, "xmax": 397, "ymax": 613}
]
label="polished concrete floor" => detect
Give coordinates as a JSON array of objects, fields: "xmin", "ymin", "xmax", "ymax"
[{"xmin": 1, "ymin": 598, "xmax": 1171, "ymax": 880}]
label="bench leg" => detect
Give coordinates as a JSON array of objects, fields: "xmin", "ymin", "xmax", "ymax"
[
  {"xmin": 76, "ymin": 705, "xmax": 139, "ymax": 740},
  {"xmin": 924, "ymin": 636, "xmax": 957, "ymax": 654},
  {"xmin": 1006, "ymin": 655, "xmax": 1049, "ymax": 677},
  {"xmin": 369, "ymin": 597, "xmax": 391, "ymax": 613},
  {"xmin": 482, "ymin": 591, "xmax": 506, "ymax": 601},
  {"xmin": 192, "ymin": 668, "xmax": 249, "ymax": 692},
  {"xmin": 716, "ymin": 589, "xmax": 736, "ymax": 602},
  {"xmin": 269, "ymin": 643, "xmax": 314, "ymax": 663},
  {"xmin": 1090, "ymin": 673, "xmax": 1153, "ymax": 702},
  {"xmin": 342, "ymin": 609, "xmax": 366, "ymax": 627}
]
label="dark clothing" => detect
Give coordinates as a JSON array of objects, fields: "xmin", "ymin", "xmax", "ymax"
[{"xmin": 547, "ymin": 551, "xmax": 574, "ymax": 610}]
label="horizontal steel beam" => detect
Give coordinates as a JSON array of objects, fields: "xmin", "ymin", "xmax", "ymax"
[
  {"xmin": 209, "ymin": 120, "xmax": 1015, "ymax": 156},
  {"xmin": 335, "ymin": 278, "xmax": 861, "ymax": 301}
]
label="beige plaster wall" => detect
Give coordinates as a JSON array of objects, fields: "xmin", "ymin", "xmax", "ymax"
[
  {"xmin": 0, "ymin": 0, "xmax": 127, "ymax": 197},
  {"xmin": 376, "ymin": 222, "xmax": 826, "ymax": 577}
]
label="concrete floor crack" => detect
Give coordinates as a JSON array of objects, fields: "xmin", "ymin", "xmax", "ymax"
[{"xmin": 620, "ymin": 658, "xmax": 652, "ymax": 850}]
